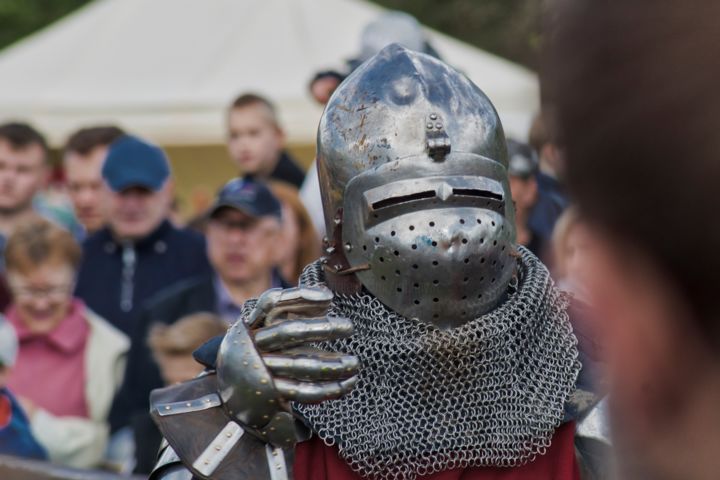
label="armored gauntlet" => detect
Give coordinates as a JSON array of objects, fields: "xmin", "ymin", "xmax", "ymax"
[{"xmin": 149, "ymin": 286, "xmax": 358, "ymax": 480}]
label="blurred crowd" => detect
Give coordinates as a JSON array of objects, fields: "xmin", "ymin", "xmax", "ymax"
[
  {"xmin": 0, "ymin": 86, "xmax": 328, "ymax": 469},
  {"xmin": 0, "ymin": 11, "xmax": 597, "ymax": 476},
  {"xmin": 2, "ymin": 3, "xmax": 717, "ymax": 480},
  {"xmin": 0, "ymin": 90, "xmax": 584, "ymax": 474}
]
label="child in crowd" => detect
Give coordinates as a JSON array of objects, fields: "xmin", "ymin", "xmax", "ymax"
[
  {"xmin": 0, "ymin": 317, "xmax": 46, "ymax": 460},
  {"xmin": 226, "ymin": 94, "xmax": 305, "ymax": 188},
  {"xmin": 148, "ymin": 312, "xmax": 228, "ymax": 386},
  {"xmin": 130, "ymin": 312, "xmax": 227, "ymax": 473}
]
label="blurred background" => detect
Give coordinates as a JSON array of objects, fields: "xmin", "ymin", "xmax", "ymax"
[
  {"xmin": 0, "ymin": 0, "xmax": 541, "ymax": 221},
  {"xmin": 0, "ymin": 4, "xmax": 555, "ymax": 477}
]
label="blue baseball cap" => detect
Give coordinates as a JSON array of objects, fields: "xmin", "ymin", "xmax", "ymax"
[
  {"xmin": 102, "ymin": 135, "xmax": 170, "ymax": 192},
  {"xmin": 208, "ymin": 177, "xmax": 282, "ymax": 220}
]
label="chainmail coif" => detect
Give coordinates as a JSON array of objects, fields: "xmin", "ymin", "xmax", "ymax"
[{"xmin": 293, "ymin": 246, "xmax": 581, "ymax": 480}]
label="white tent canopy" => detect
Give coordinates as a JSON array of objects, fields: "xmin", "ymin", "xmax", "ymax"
[{"xmin": 0, "ymin": 0, "xmax": 539, "ymax": 147}]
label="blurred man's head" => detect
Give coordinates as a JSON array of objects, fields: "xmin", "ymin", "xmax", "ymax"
[
  {"xmin": 63, "ymin": 126, "xmax": 125, "ymax": 233},
  {"xmin": 507, "ymin": 139, "xmax": 539, "ymax": 216},
  {"xmin": 101, "ymin": 135, "xmax": 172, "ymax": 242},
  {"xmin": 528, "ymin": 112, "xmax": 565, "ymax": 181},
  {"xmin": 206, "ymin": 178, "xmax": 282, "ymax": 286},
  {"xmin": 0, "ymin": 123, "xmax": 48, "ymax": 215},
  {"xmin": 547, "ymin": 1, "xmax": 720, "ymax": 478},
  {"xmin": 148, "ymin": 312, "xmax": 227, "ymax": 385},
  {"xmin": 226, "ymin": 94, "xmax": 285, "ymax": 177}
]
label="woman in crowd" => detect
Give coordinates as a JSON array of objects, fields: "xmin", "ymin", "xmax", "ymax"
[
  {"xmin": 552, "ymin": 206, "xmax": 605, "ymax": 360},
  {"xmin": 551, "ymin": 206, "xmax": 593, "ymax": 302},
  {"xmin": 551, "ymin": 206, "xmax": 610, "ymax": 477},
  {"xmin": 269, "ymin": 181, "xmax": 321, "ymax": 285},
  {"xmin": 4, "ymin": 219, "xmax": 129, "ymax": 469}
]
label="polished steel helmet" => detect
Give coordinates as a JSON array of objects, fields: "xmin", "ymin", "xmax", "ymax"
[{"xmin": 317, "ymin": 44, "xmax": 516, "ymax": 329}]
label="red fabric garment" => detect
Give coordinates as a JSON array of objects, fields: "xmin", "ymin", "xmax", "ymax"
[
  {"xmin": 294, "ymin": 421, "xmax": 579, "ymax": 480},
  {"xmin": 0, "ymin": 394, "xmax": 10, "ymax": 428},
  {"xmin": 7, "ymin": 299, "xmax": 90, "ymax": 418}
]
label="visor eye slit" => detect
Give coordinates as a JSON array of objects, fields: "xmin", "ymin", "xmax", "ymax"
[
  {"xmin": 451, "ymin": 188, "xmax": 504, "ymax": 202},
  {"xmin": 371, "ymin": 190, "xmax": 436, "ymax": 211}
]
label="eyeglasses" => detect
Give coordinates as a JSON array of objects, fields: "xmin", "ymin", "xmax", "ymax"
[
  {"xmin": 211, "ymin": 216, "xmax": 260, "ymax": 231},
  {"xmin": 210, "ymin": 216, "xmax": 279, "ymax": 239},
  {"xmin": 9, "ymin": 284, "xmax": 75, "ymax": 301}
]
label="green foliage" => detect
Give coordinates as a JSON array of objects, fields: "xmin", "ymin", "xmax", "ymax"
[
  {"xmin": 371, "ymin": 0, "xmax": 542, "ymax": 69},
  {"xmin": 0, "ymin": 0, "xmax": 91, "ymax": 50}
]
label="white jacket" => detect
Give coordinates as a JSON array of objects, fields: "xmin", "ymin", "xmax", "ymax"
[{"xmin": 30, "ymin": 308, "xmax": 129, "ymax": 469}]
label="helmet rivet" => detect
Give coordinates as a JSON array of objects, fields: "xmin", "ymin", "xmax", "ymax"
[
  {"xmin": 426, "ymin": 123, "xmax": 434, "ymax": 130},
  {"xmin": 430, "ymin": 113, "xmax": 438, "ymax": 120},
  {"xmin": 344, "ymin": 243, "xmax": 353, "ymax": 252},
  {"xmin": 436, "ymin": 123, "xmax": 443, "ymax": 129}
]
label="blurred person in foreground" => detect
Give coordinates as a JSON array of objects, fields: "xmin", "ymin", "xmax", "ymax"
[
  {"xmin": 507, "ymin": 139, "xmax": 546, "ymax": 259},
  {"xmin": 546, "ymin": 1, "xmax": 720, "ymax": 478},
  {"xmin": 128, "ymin": 313, "xmax": 227, "ymax": 473},
  {"xmin": 0, "ymin": 317, "xmax": 46, "ymax": 460},
  {"xmin": 226, "ymin": 94, "xmax": 305, "ymax": 188},
  {"xmin": 4, "ymin": 219, "xmax": 128, "ymax": 468},
  {"xmin": 75, "ymin": 135, "xmax": 210, "ymax": 338},
  {"xmin": 268, "ymin": 181, "xmax": 321, "ymax": 285},
  {"xmin": 116, "ymin": 177, "xmax": 288, "ymax": 474},
  {"xmin": 63, "ymin": 126, "xmax": 126, "ymax": 238}
]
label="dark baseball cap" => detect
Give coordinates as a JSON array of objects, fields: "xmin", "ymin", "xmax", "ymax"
[
  {"xmin": 506, "ymin": 138, "xmax": 539, "ymax": 179},
  {"xmin": 102, "ymin": 135, "xmax": 170, "ymax": 192},
  {"xmin": 208, "ymin": 177, "xmax": 282, "ymax": 220}
]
